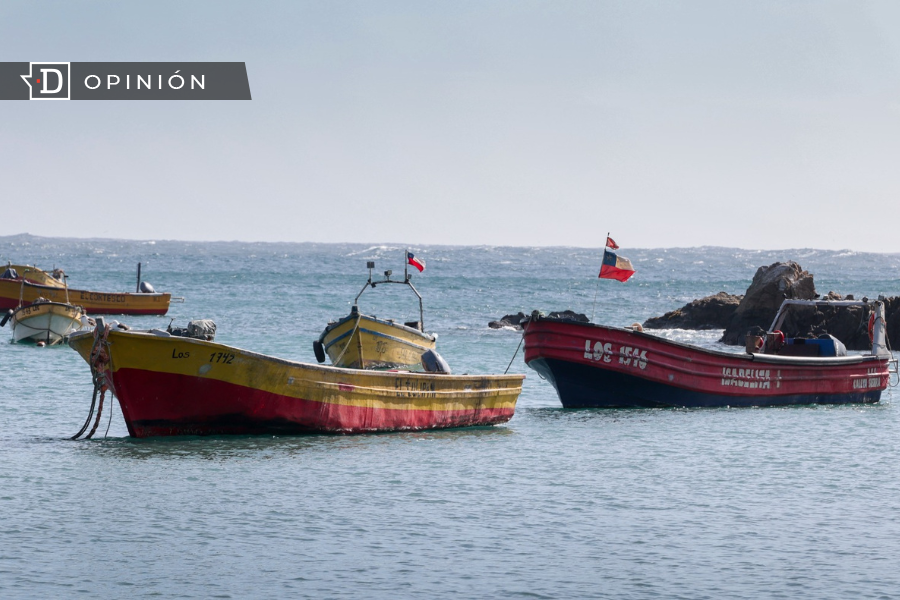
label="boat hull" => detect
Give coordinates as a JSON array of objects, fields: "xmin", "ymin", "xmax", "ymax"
[
  {"xmin": 0, "ymin": 279, "xmax": 171, "ymax": 315},
  {"xmin": 5, "ymin": 264, "xmax": 66, "ymax": 288},
  {"xmin": 320, "ymin": 313, "xmax": 436, "ymax": 369},
  {"xmin": 69, "ymin": 329, "xmax": 522, "ymax": 437},
  {"xmin": 524, "ymin": 319, "xmax": 890, "ymax": 409},
  {"xmin": 10, "ymin": 303, "xmax": 85, "ymax": 345}
]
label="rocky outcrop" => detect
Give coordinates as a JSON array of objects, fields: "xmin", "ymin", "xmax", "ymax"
[
  {"xmin": 642, "ymin": 292, "xmax": 742, "ymax": 330},
  {"xmin": 489, "ymin": 312, "xmax": 527, "ymax": 329},
  {"xmin": 545, "ymin": 310, "xmax": 589, "ymax": 323},
  {"xmin": 642, "ymin": 260, "xmax": 900, "ymax": 350},
  {"xmin": 489, "ymin": 310, "xmax": 589, "ymax": 330},
  {"xmin": 720, "ymin": 262, "xmax": 816, "ymax": 345}
]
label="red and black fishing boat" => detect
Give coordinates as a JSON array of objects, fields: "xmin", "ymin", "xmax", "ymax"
[{"xmin": 523, "ymin": 299, "xmax": 897, "ymax": 409}]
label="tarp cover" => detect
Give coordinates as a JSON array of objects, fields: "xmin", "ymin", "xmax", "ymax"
[{"xmin": 187, "ymin": 319, "xmax": 217, "ymax": 341}]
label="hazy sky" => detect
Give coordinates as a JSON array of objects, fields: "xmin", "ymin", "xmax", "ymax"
[{"xmin": 2, "ymin": 1, "xmax": 899, "ymax": 251}]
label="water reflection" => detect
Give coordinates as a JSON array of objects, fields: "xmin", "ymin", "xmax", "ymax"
[{"xmin": 52, "ymin": 425, "xmax": 516, "ymax": 462}]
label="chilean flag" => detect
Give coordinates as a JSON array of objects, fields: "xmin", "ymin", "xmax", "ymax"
[
  {"xmin": 599, "ymin": 249, "xmax": 635, "ymax": 282},
  {"xmin": 407, "ymin": 251, "xmax": 425, "ymax": 272}
]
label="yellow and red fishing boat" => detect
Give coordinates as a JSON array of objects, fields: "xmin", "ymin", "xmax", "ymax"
[
  {"xmin": 0, "ymin": 263, "xmax": 176, "ymax": 316},
  {"xmin": 315, "ymin": 256, "xmax": 436, "ymax": 369},
  {"xmin": 68, "ymin": 320, "xmax": 523, "ymax": 438},
  {"xmin": 4, "ymin": 264, "xmax": 67, "ymax": 287}
]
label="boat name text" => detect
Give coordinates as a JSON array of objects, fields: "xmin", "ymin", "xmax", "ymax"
[
  {"xmin": 79, "ymin": 292, "xmax": 127, "ymax": 303},
  {"xmin": 584, "ymin": 340, "xmax": 648, "ymax": 370},
  {"xmin": 853, "ymin": 367, "xmax": 882, "ymax": 389},
  {"xmin": 395, "ymin": 377, "xmax": 437, "ymax": 398},
  {"xmin": 210, "ymin": 352, "xmax": 235, "ymax": 364},
  {"xmin": 721, "ymin": 367, "xmax": 771, "ymax": 389}
]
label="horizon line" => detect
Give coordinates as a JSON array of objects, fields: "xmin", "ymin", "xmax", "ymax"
[{"xmin": 0, "ymin": 232, "xmax": 893, "ymax": 255}]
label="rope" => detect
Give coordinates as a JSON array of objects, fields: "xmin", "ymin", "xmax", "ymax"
[
  {"xmin": 70, "ymin": 384, "xmax": 98, "ymax": 441},
  {"xmin": 71, "ymin": 331, "xmax": 103, "ymax": 440},
  {"xmin": 72, "ymin": 324, "xmax": 113, "ymax": 440},
  {"xmin": 104, "ymin": 394, "xmax": 114, "ymax": 438},
  {"xmin": 332, "ymin": 315, "xmax": 362, "ymax": 366},
  {"xmin": 504, "ymin": 320, "xmax": 529, "ymax": 375}
]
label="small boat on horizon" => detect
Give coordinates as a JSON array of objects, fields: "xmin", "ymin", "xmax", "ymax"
[
  {"xmin": 315, "ymin": 254, "xmax": 437, "ymax": 370},
  {"xmin": 68, "ymin": 319, "xmax": 523, "ymax": 438},
  {"xmin": 523, "ymin": 299, "xmax": 897, "ymax": 409},
  {"xmin": 0, "ymin": 262, "xmax": 181, "ymax": 316}
]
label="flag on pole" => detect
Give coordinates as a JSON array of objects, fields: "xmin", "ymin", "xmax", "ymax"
[
  {"xmin": 407, "ymin": 251, "xmax": 425, "ymax": 272},
  {"xmin": 599, "ymin": 249, "xmax": 635, "ymax": 282},
  {"xmin": 605, "ymin": 236, "xmax": 619, "ymax": 250}
]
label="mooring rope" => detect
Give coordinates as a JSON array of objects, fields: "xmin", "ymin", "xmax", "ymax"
[
  {"xmin": 104, "ymin": 394, "xmax": 114, "ymax": 438},
  {"xmin": 504, "ymin": 320, "xmax": 529, "ymax": 375},
  {"xmin": 72, "ymin": 323, "xmax": 112, "ymax": 440},
  {"xmin": 70, "ymin": 384, "xmax": 98, "ymax": 441},
  {"xmin": 332, "ymin": 314, "xmax": 362, "ymax": 367}
]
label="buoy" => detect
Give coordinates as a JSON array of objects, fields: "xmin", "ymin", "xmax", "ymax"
[{"xmin": 37, "ymin": 341, "xmax": 46, "ymax": 347}]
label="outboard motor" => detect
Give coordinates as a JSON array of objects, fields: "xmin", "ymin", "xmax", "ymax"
[
  {"xmin": 421, "ymin": 349, "xmax": 451, "ymax": 374},
  {"xmin": 139, "ymin": 281, "xmax": 156, "ymax": 293},
  {"xmin": 167, "ymin": 319, "xmax": 216, "ymax": 341}
]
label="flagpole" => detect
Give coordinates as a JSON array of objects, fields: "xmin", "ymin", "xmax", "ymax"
[
  {"xmin": 590, "ymin": 232, "xmax": 609, "ymax": 323},
  {"xmin": 404, "ymin": 248, "xmax": 408, "ymax": 281}
]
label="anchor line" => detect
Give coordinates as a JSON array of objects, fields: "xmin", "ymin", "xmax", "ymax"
[
  {"xmin": 70, "ymin": 383, "xmax": 98, "ymax": 441},
  {"xmin": 504, "ymin": 320, "xmax": 529, "ymax": 375},
  {"xmin": 104, "ymin": 393, "xmax": 114, "ymax": 438},
  {"xmin": 72, "ymin": 323, "xmax": 113, "ymax": 440}
]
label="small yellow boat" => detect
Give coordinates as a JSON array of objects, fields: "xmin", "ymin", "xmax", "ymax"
[
  {"xmin": 315, "ymin": 257, "xmax": 436, "ymax": 370},
  {"xmin": 4, "ymin": 300, "xmax": 87, "ymax": 344},
  {"xmin": 1, "ymin": 272, "xmax": 89, "ymax": 344},
  {"xmin": 4, "ymin": 264, "xmax": 67, "ymax": 287},
  {"xmin": 0, "ymin": 262, "xmax": 177, "ymax": 316},
  {"xmin": 68, "ymin": 321, "xmax": 523, "ymax": 437},
  {"xmin": 318, "ymin": 306, "xmax": 437, "ymax": 370}
]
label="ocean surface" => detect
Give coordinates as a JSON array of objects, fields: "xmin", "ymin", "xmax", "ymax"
[{"xmin": 3, "ymin": 234, "xmax": 900, "ymax": 599}]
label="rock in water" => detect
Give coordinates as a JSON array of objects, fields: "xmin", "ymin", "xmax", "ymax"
[
  {"xmin": 546, "ymin": 310, "xmax": 589, "ymax": 322},
  {"xmin": 643, "ymin": 292, "xmax": 742, "ymax": 330},
  {"xmin": 720, "ymin": 261, "xmax": 816, "ymax": 345},
  {"xmin": 488, "ymin": 312, "xmax": 527, "ymax": 329},
  {"xmin": 489, "ymin": 310, "xmax": 588, "ymax": 329}
]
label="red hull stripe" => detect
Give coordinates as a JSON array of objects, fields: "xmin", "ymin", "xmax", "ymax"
[{"xmin": 112, "ymin": 368, "xmax": 515, "ymax": 437}]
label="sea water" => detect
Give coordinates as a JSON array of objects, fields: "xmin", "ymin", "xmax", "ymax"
[{"xmin": 2, "ymin": 235, "xmax": 900, "ymax": 599}]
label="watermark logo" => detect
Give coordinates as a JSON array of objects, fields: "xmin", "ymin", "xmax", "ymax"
[
  {"xmin": 20, "ymin": 62, "xmax": 71, "ymax": 100},
  {"xmin": 0, "ymin": 62, "xmax": 250, "ymax": 100}
]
